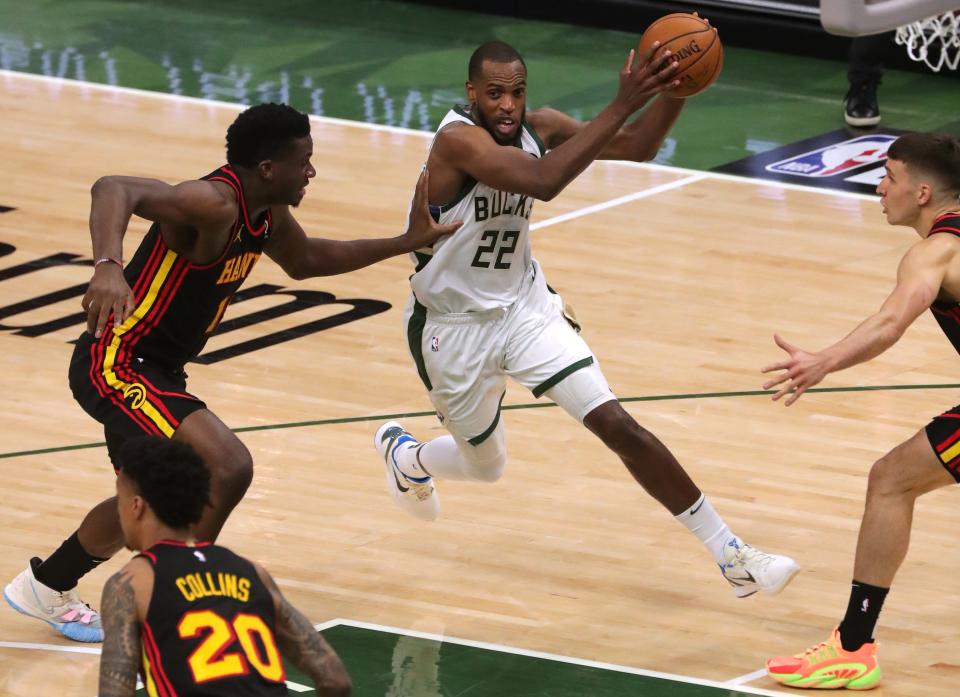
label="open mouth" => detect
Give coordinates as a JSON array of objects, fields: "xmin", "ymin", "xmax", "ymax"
[{"xmin": 495, "ymin": 117, "xmax": 516, "ymax": 136}]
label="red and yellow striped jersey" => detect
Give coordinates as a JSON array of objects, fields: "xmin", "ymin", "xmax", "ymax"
[
  {"xmin": 108, "ymin": 165, "xmax": 271, "ymax": 371},
  {"xmin": 928, "ymin": 213, "xmax": 960, "ymax": 354}
]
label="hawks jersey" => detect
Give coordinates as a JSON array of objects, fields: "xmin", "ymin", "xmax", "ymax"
[
  {"xmin": 409, "ymin": 105, "xmax": 546, "ymax": 313},
  {"xmin": 137, "ymin": 541, "xmax": 287, "ymax": 697},
  {"xmin": 94, "ymin": 165, "xmax": 271, "ymax": 372},
  {"xmin": 928, "ymin": 213, "xmax": 960, "ymax": 353}
]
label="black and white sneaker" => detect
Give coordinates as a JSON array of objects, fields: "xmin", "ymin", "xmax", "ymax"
[
  {"xmin": 375, "ymin": 421, "xmax": 440, "ymax": 521},
  {"xmin": 843, "ymin": 79, "xmax": 881, "ymax": 127},
  {"xmin": 719, "ymin": 538, "xmax": 800, "ymax": 598}
]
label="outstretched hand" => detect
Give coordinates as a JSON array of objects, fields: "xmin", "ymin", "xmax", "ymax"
[
  {"xmin": 401, "ymin": 167, "xmax": 462, "ymax": 250},
  {"xmin": 761, "ymin": 333, "xmax": 832, "ymax": 406},
  {"xmin": 614, "ymin": 39, "xmax": 680, "ymax": 114}
]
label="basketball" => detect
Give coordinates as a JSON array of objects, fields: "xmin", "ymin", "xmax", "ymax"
[{"xmin": 638, "ymin": 13, "xmax": 723, "ymax": 97}]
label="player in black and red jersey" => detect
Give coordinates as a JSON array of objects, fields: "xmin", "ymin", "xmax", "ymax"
[
  {"xmin": 761, "ymin": 132, "xmax": 960, "ymax": 689},
  {"xmin": 3, "ymin": 103, "xmax": 460, "ymax": 643},
  {"xmin": 97, "ymin": 436, "xmax": 350, "ymax": 697}
]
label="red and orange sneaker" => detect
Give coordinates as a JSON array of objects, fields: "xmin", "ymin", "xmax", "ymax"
[{"xmin": 767, "ymin": 627, "xmax": 881, "ymax": 690}]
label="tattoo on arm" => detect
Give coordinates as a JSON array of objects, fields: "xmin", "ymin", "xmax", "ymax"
[
  {"xmin": 98, "ymin": 571, "xmax": 142, "ymax": 697},
  {"xmin": 256, "ymin": 564, "xmax": 349, "ymax": 694},
  {"xmin": 275, "ymin": 598, "xmax": 347, "ymax": 689}
]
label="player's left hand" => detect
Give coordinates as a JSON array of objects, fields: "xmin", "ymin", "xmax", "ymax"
[
  {"xmin": 761, "ymin": 333, "xmax": 830, "ymax": 406},
  {"xmin": 402, "ymin": 167, "xmax": 463, "ymax": 250}
]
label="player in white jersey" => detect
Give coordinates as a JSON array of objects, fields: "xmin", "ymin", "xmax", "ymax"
[{"xmin": 375, "ymin": 40, "xmax": 799, "ymax": 598}]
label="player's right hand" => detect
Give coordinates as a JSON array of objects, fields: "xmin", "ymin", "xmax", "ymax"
[
  {"xmin": 402, "ymin": 167, "xmax": 463, "ymax": 250},
  {"xmin": 82, "ymin": 263, "xmax": 135, "ymax": 338},
  {"xmin": 614, "ymin": 41, "xmax": 680, "ymax": 113}
]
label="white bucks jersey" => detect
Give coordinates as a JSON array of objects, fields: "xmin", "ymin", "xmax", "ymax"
[{"xmin": 410, "ymin": 105, "xmax": 546, "ymax": 313}]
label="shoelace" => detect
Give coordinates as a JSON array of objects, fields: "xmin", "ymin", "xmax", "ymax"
[
  {"xmin": 57, "ymin": 590, "xmax": 98, "ymax": 623},
  {"xmin": 798, "ymin": 640, "xmax": 836, "ymax": 662},
  {"xmin": 60, "ymin": 607, "xmax": 96, "ymax": 624},
  {"xmin": 736, "ymin": 546, "xmax": 775, "ymax": 571}
]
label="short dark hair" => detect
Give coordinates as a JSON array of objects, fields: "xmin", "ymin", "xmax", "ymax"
[
  {"xmin": 468, "ymin": 41, "xmax": 526, "ymax": 82},
  {"xmin": 888, "ymin": 132, "xmax": 960, "ymax": 199},
  {"xmin": 226, "ymin": 103, "xmax": 310, "ymax": 167},
  {"xmin": 117, "ymin": 437, "xmax": 211, "ymax": 530}
]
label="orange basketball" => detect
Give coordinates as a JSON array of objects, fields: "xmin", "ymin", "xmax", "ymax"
[{"xmin": 638, "ymin": 13, "xmax": 723, "ymax": 97}]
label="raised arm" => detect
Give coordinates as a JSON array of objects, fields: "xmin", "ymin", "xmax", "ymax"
[
  {"xmin": 762, "ymin": 234, "xmax": 959, "ymax": 405},
  {"xmin": 265, "ymin": 167, "xmax": 460, "ymax": 279},
  {"xmin": 254, "ymin": 563, "xmax": 351, "ymax": 697},
  {"xmin": 528, "ymin": 95, "xmax": 685, "ymax": 163},
  {"xmin": 98, "ymin": 560, "xmax": 152, "ymax": 697},
  {"xmin": 431, "ymin": 44, "xmax": 679, "ymax": 202},
  {"xmin": 83, "ymin": 176, "xmax": 236, "ymax": 337}
]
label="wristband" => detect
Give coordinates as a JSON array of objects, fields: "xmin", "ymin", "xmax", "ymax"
[{"xmin": 94, "ymin": 257, "xmax": 123, "ymax": 269}]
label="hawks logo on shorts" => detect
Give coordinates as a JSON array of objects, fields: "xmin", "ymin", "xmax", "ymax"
[{"xmin": 122, "ymin": 382, "xmax": 147, "ymax": 410}]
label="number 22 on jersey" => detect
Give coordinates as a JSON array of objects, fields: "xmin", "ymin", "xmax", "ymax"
[{"xmin": 471, "ymin": 229, "xmax": 520, "ymax": 269}]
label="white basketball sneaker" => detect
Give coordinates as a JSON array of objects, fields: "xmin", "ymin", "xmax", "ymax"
[
  {"xmin": 4, "ymin": 559, "xmax": 103, "ymax": 642},
  {"xmin": 375, "ymin": 421, "xmax": 440, "ymax": 521},
  {"xmin": 719, "ymin": 539, "xmax": 800, "ymax": 598}
]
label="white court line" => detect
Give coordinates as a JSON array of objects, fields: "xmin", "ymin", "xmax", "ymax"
[
  {"xmin": 319, "ymin": 617, "xmax": 795, "ymax": 697},
  {"xmin": 313, "ymin": 618, "xmax": 342, "ymax": 632},
  {"xmin": 5, "ymin": 64, "xmax": 710, "ymax": 234},
  {"xmin": 2, "ymin": 68, "xmax": 879, "ymax": 203},
  {"xmin": 616, "ymin": 158, "xmax": 879, "ymax": 201},
  {"xmin": 284, "ymin": 679, "xmax": 313, "ymax": 692},
  {"xmin": 0, "ymin": 619, "xmax": 785, "ymax": 695},
  {"xmin": 531, "ymin": 173, "xmax": 709, "ymax": 231},
  {"xmin": 728, "ymin": 667, "xmax": 771, "ymax": 685},
  {"xmin": 0, "ymin": 641, "xmax": 310, "ymax": 693},
  {"xmin": 0, "ymin": 639, "xmax": 100, "ymax": 655}
]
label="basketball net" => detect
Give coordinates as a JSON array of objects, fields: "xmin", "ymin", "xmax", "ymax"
[{"xmin": 895, "ymin": 10, "xmax": 960, "ymax": 72}]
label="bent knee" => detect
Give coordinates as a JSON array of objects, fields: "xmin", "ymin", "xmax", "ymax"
[
  {"xmin": 867, "ymin": 454, "xmax": 919, "ymax": 498},
  {"xmin": 209, "ymin": 444, "xmax": 254, "ymax": 492},
  {"xmin": 461, "ymin": 442, "xmax": 507, "ymax": 482},
  {"xmin": 588, "ymin": 405, "xmax": 648, "ymax": 450}
]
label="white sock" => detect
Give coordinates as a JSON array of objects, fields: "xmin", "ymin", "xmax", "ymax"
[
  {"xmin": 395, "ymin": 435, "xmax": 472, "ymax": 481},
  {"xmin": 674, "ymin": 494, "xmax": 739, "ymax": 564}
]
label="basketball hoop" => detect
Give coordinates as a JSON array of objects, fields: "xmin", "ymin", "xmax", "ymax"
[{"xmin": 895, "ymin": 10, "xmax": 960, "ymax": 72}]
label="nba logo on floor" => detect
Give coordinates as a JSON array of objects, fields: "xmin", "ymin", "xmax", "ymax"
[{"xmin": 765, "ymin": 135, "xmax": 897, "ymax": 178}]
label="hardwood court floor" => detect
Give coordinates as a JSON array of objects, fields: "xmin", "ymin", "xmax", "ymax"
[{"xmin": 1, "ymin": 71, "xmax": 959, "ymax": 696}]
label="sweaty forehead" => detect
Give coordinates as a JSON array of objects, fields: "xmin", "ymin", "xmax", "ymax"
[{"xmin": 479, "ymin": 60, "xmax": 526, "ymax": 86}]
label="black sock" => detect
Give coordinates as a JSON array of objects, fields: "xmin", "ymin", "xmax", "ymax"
[
  {"xmin": 33, "ymin": 532, "xmax": 110, "ymax": 592},
  {"xmin": 838, "ymin": 579, "xmax": 889, "ymax": 651}
]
